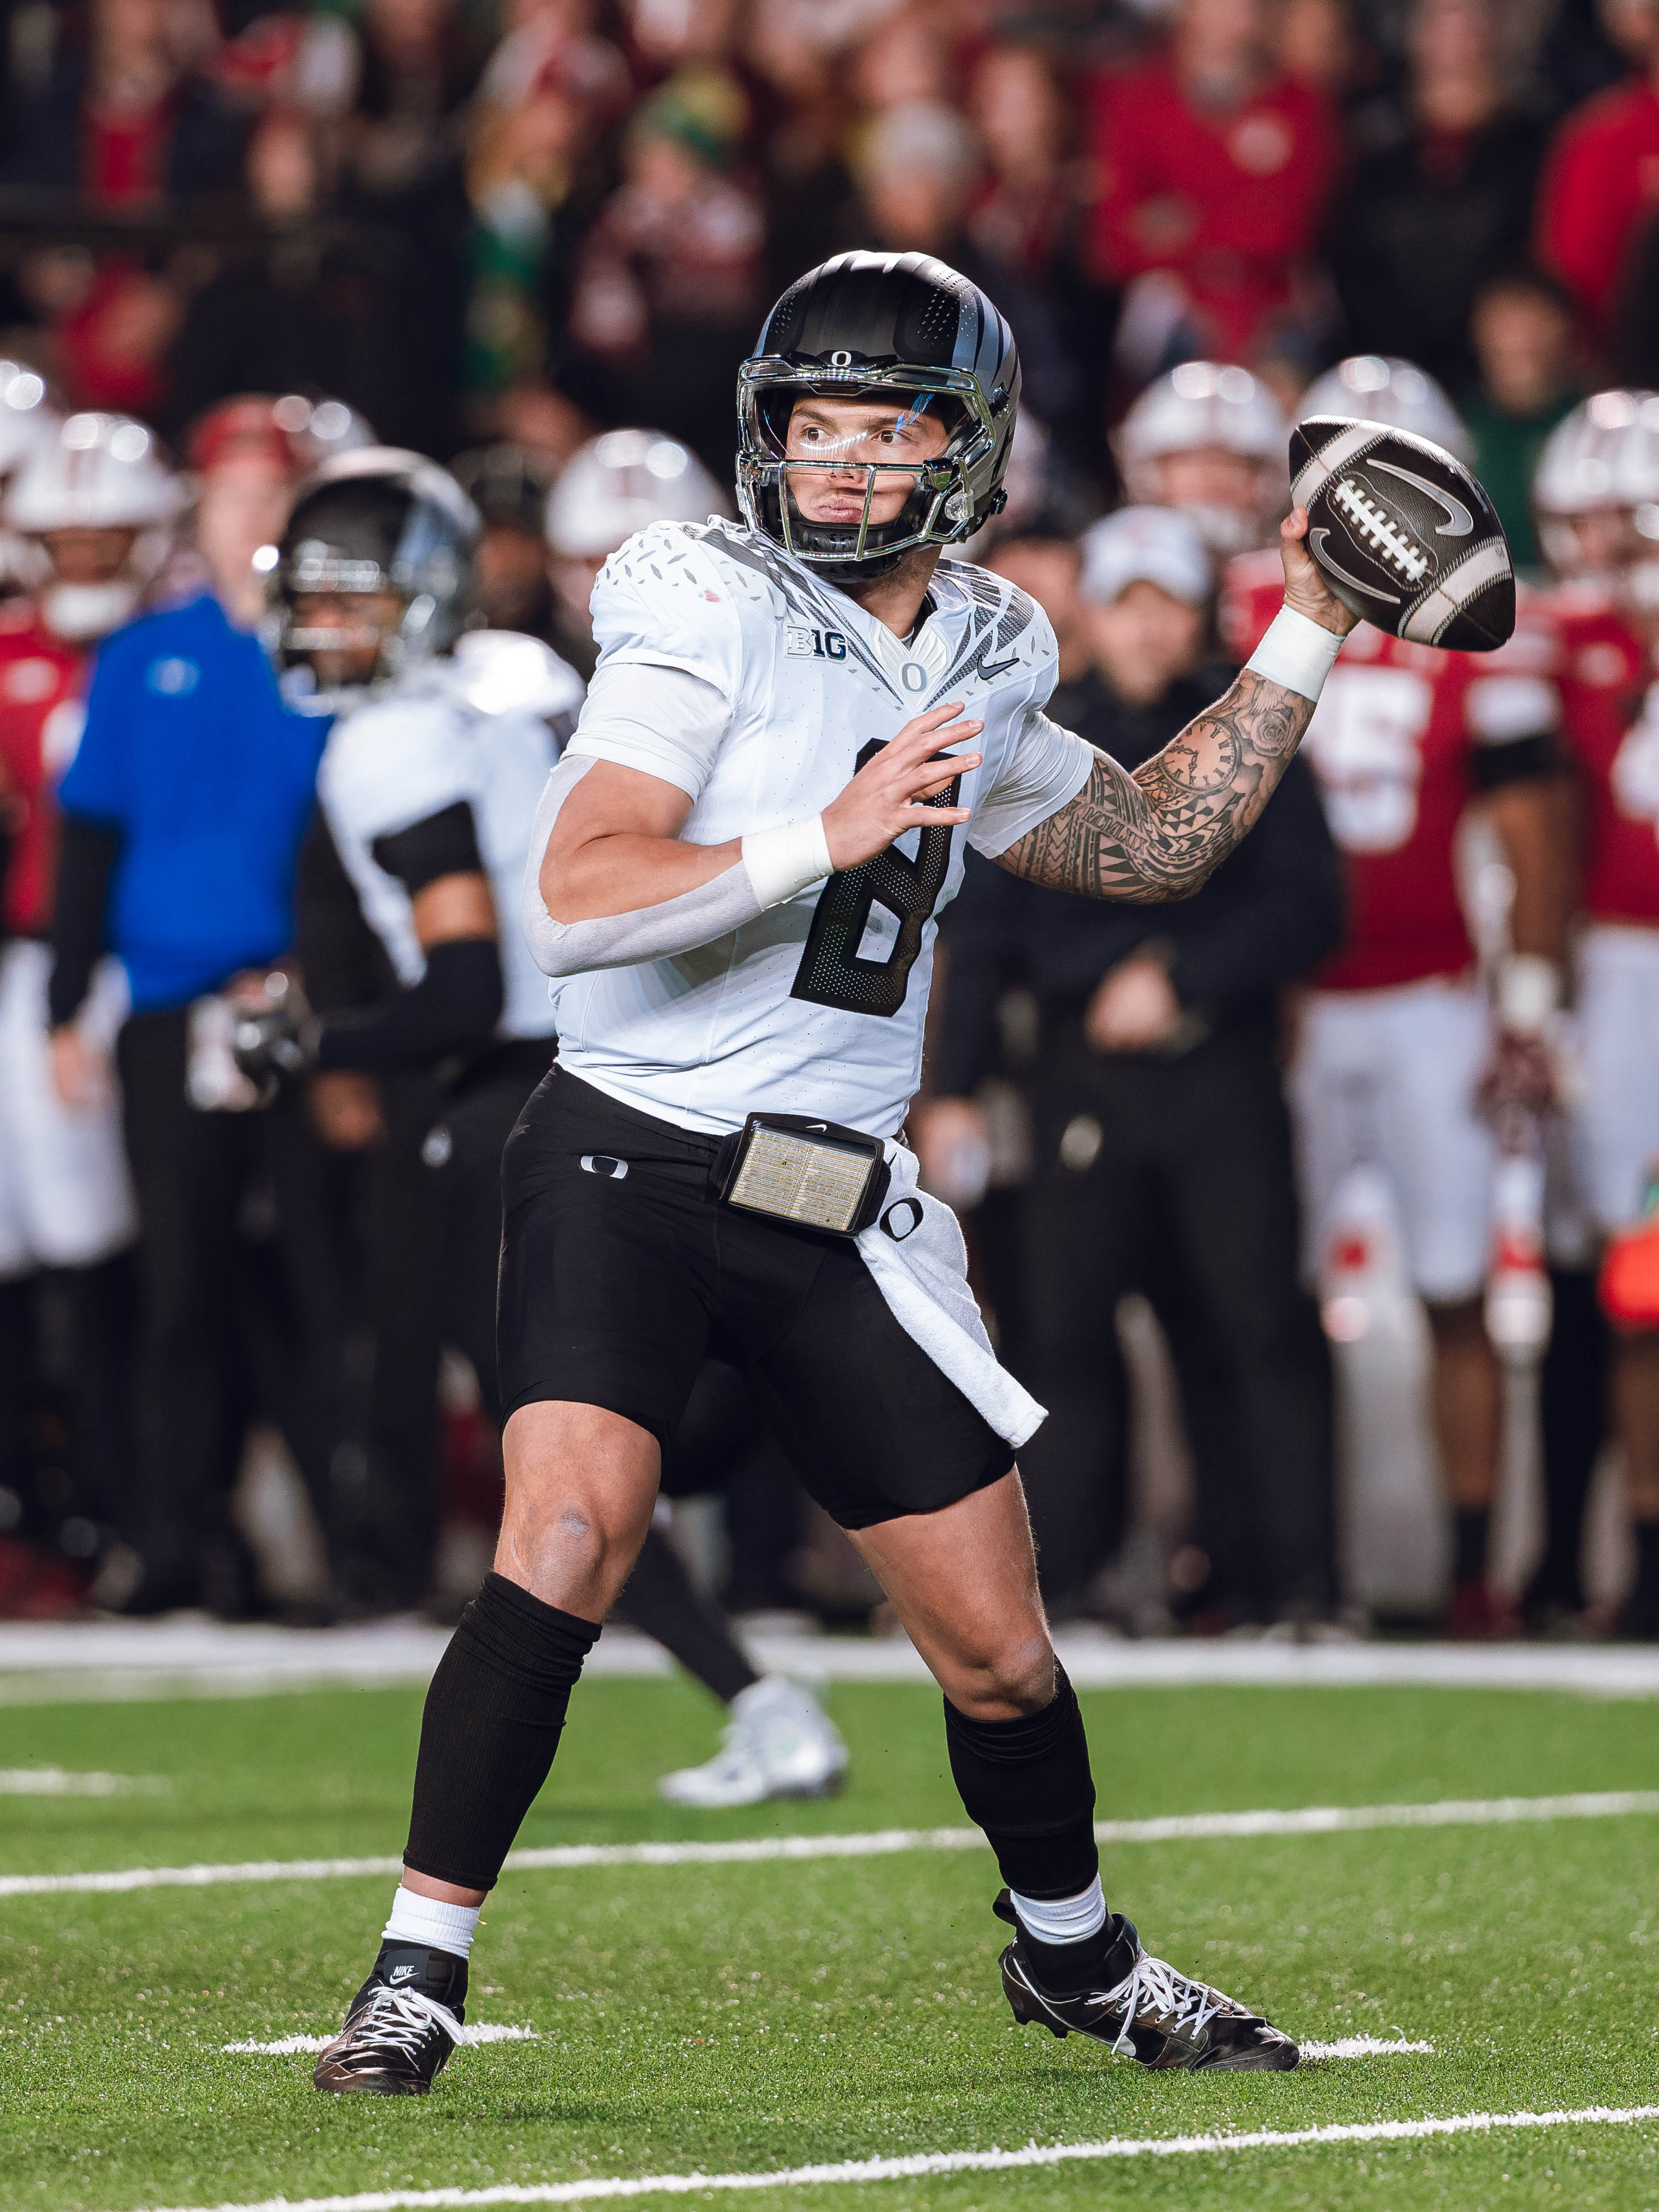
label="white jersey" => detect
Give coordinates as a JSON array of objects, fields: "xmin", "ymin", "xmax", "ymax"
[
  {"xmin": 550, "ymin": 517, "xmax": 1094, "ymax": 1134},
  {"xmin": 317, "ymin": 631, "xmax": 584, "ymax": 1042}
]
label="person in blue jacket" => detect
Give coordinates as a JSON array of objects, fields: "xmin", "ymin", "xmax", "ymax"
[{"xmin": 48, "ymin": 401, "xmax": 328, "ymax": 1613}]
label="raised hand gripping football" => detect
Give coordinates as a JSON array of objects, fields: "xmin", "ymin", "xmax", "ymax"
[
  {"xmin": 821, "ymin": 700, "xmax": 982, "ymax": 873},
  {"xmin": 1280, "ymin": 505, "xmax": 1361, "ymax": 639}
]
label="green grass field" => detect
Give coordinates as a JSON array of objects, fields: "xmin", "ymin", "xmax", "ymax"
[{"xmin": 3, "ymin": 1672, "xmax": 1658, "ymax": 2212}]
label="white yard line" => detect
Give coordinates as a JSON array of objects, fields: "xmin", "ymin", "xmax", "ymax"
[
  {"xmin": 218, "ymin": 2030, "xmax": 1423, "ymax": 2063},
  {"xmin": 116, "ymin": 2104, "xmax": 1659, "ymax": 2212},
  {"xmin": 0, "ymin": 1768, "xmax": 160, "ymax": 1795},
  {"xmin": 222, "ymin": 2026, "xmax": 540, "ymax": 2055},
  {"xmin": 1297, "ymin": 2037, "xmax": 1434, "ymax": 2058},
  {"xmin": 6, "ymin": 1788, "xmax": 1657, "ymax": 1900},
  {"xmin": 5, "ymin": 1619, "xmax": 1659, "ymax": 1701}
]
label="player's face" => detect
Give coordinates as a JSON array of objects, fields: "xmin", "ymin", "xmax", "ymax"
[
  {"xmin": 1156, "ymin": 446, "xmax": 1262, "ymax": 517},
  {"xmin": 784, "ymin": 397, "xmax": 950, "ymax": 529},
  {"xmin": 288, "ymin": 588, "xmax": 406, "ymax": 685},
  {"xmin": 35, "ymin": 526, "xmax": 139, "ymax": 585},
  {"xmin": 1085, "ymin": 578, "xmax": 1206, "ymax": 705},
  {"xmin": 196, "ymin": 456, "xmax": 293, "ymax": 605}
]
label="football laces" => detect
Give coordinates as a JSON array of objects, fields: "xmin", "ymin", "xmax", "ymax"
[{"xmin": 1332, "ymin": 478, "xmax": 1431, "ymax": 585}]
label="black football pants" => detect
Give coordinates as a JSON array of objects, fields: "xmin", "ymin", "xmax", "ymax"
[
  {"xmin": 116, "ymin": 1006, "xmax": 337, "ymax": 1600},
  {"xmin": 1014, "ymin": 1020, "xmax": 1336, "ymax": 1622}
]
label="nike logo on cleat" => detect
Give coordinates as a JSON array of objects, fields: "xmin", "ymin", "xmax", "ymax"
[{"xmin": 388, "ymin": 1964, "xmax": 419, "ymax": 1985}]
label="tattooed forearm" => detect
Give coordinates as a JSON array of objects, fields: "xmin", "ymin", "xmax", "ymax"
[{"xmin": 995, "ymin": 668, "xmax": 1315, "ymax": 904}]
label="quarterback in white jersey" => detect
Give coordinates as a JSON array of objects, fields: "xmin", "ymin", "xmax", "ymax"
[
  {"xmin": 544, "ymin": 512, "xmax": 1084, "ymax": 1134},
  {"xmin": 316, "ymin": 253, "xmax": 1360, "ymax": 2097}
]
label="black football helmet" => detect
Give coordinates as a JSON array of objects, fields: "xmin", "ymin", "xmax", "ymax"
[
  {"xmin": 736, "ymin": 251, "xmax": 1021, "ymax": 579},
  {"xmin": 271, "ymin": 446, "xmax": 481, "ymax": 687}
]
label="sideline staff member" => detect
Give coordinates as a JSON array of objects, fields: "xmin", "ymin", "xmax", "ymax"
[{"xmin": 49, "ymin": 405, "xmax": 324, "ymax": 1614}]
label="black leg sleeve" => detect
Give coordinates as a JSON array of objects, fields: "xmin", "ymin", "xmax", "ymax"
[
  {"xmin": 943, "ymin": 1665, "xmax": 1099, "ymax": 1900},
  {"xmin": 405, "ymin": 1571, "xmax": 600, "ymax": 1889}
]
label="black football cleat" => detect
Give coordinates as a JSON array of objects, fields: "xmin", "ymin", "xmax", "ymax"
[
  {"xmin": 313, "ymin": 1943, "xmax": 470, "ymax": 2096},
  {"xmin": 994, "ymin": 1893, "xmax": 1298, "ymax": 2071}
]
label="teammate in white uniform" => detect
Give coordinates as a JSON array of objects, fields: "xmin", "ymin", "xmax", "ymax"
[
  {"xmin": 249, "ymin": 449, "xmax": 582, "ymax": 1614},
  {"xmin": 315, "ymin": 250, "xmax": 1361, "ymax": 2095}
]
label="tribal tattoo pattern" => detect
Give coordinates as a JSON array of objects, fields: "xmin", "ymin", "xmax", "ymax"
[{"xmin": 995, "ymin": 669, "xmax": 1315, "ymax": 905}]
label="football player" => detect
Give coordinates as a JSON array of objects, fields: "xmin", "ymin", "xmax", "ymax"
[
  {"xmin": 0, "ymin": 412, "xmax": 178, "ymax": 1600},
  {"xmin": 1222, "ymin": 356, "xmax": 1570, "ymax": 1637},
  {"xmin": 1114, "ymin": 359, "xmax": 1288, "ymax": 559},
  {"xmin": 262, "ymin": 449, "xmax": 847, "ymax": 1788},
  {"xmin": 312, "ymin": 250, "xmax": 1360, "ymax": 2094},
  {"xmin": 1539, "ymin": 391, "xmax": 1659, "ymax": 1637}
]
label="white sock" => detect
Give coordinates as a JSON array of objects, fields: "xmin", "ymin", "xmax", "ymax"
[
  {"xmin": 383, "ymin": 1886, "xmax": 481, "ymax": 1961},
  {"xmin": 1010, "ymin": 1876, "xmax": 1108, "ymax": 1945}
]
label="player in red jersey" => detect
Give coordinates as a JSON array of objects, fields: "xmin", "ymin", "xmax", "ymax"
[
  {"xmin": 1221, "ymin": 358, "xmax": 1569, "ymax": 1637},
  {"xmin": 1539, "ymin": 390, "xmax": 1659, "ymax": 1636},
  {"xmin": 0, "ymin": 412, "xmax": 184, "ymax": 1607}
]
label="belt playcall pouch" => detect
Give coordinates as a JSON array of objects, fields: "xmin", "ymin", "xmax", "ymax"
[{"xmin": 714, "ymin": 1113, "xmax": 891, "ymax": 1238}]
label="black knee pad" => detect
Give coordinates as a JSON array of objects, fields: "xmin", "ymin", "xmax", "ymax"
[{"xmin": 944, "ymin": 1664, "xmax": 1098, "ymax": 1900}]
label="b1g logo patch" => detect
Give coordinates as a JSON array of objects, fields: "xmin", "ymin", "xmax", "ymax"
[{"xmin": 785, "ymin": 625, "xmax": 847, "ymax": 662}]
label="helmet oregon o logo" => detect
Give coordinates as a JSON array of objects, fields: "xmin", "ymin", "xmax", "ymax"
[{"xmin": 829, "ymin": 351, "xmax": 853, "ymax": 367}]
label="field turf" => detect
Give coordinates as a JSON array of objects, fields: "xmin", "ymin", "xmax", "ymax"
[{"xmin": 2, "ymin": 1672, "xmax": 1658, "ymax": 2212}]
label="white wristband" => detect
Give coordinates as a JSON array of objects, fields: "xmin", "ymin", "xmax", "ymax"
[
  {"xmin": 1246, "ymin": 604, "xmax": 1345, "ymax": 703},
  {"xmin": 1496, "ymin": 952, "xmax": 1561, "ymax": 1034},
  {"xmin": 741, "ymin": 814, "xmax": 835, "ymax": 910}
]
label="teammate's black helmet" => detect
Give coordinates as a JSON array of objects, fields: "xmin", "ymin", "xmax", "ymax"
[
  {"xmin": 736, "ymin": 251, "xmax": 1021, "ymax": 579},
  {"xmin": 273, "ymin": 446, "xmax": 481, "ymax": 684}
]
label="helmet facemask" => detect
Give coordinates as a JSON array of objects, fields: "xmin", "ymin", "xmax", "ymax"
[
  {"xmin": 274, "ymin": 536, "xmax": 451, "ymax": 688},
  {"xmin": 269, "ymin": 453, "xmax": 478, "ymax": 701},
  {"xmin": 737, "ymin": 364, "xmax": 1004, "ymax": 580}
]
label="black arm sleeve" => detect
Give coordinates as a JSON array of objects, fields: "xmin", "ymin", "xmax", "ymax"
[
  {"xmin": 371, "ymin": 800, "xmax": 484, "ymax": 896},
  {"xmin": 48, "ymin": 816, "xmax": 123, "ymax": 1028},
  {"xmin": 1165, "ymin": 755, "xmax": 1345, "ymax": 1011},
  {"xmin": 294, "ymin": 805, "xmax": 398, "ymax": 1015},
  {"xmin": 311, "ymin": 937, "xmax": 505, "ymax": 1073}
]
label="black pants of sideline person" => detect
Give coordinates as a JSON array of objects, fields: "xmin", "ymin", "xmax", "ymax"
[
  {"xmin": 115, "ymin": 1006, "xmax": 340, "ymax": 1611},
  {"xmin": 1013, "ymin": 1019, "xmax": 1336, "ymax": 1625},
  {"xmin": 328, "ymin": 1045, "xmax": 552, "ymax": 1615}
]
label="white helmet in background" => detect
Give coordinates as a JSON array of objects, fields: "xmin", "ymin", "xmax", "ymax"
[
  {"xmin": 0, "ymin": 361, "xmax": 58, "ymax": 480},
  {"xmin": 4, "ymin": 412, "xmax": 185, "ymax": 639},
  {"xmin": 1532, "ymin": 389, "xmax": 1659, "ymax": 584},
  {"xmin": 1115, "ymin": 362, "xmax": 1288, "ymax": 557},
  {"xmin": 545, "ymin": 428, "xmax": 730, "ymax": 559},
  {"xmin": 1299, "ymin": 354, "xmax": 1473, "ymax": 465}
]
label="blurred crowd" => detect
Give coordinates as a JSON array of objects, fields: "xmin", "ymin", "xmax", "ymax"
[{"xmin": 3, "ymin": 0, "xmax": 1659, "ymax": 1652}]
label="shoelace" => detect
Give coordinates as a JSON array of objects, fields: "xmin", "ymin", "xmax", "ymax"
[
  {"xmin": 341, "ymin": 1985, "xmax": 470, "ymax": 2063},
  {"xmin": 1093, "ymin": 1951, "xmax": 1222, "ymax": 2057}
]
